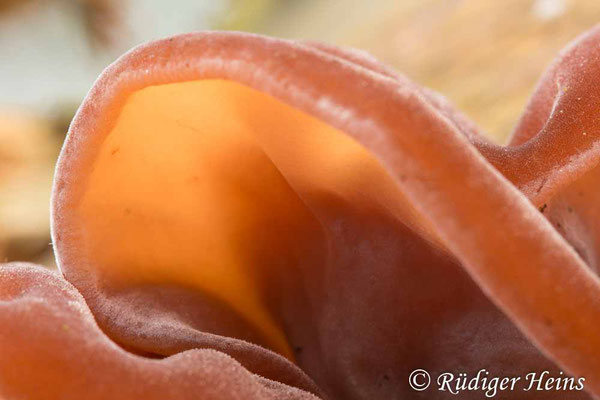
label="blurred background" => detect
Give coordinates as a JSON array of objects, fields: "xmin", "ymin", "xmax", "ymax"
[{"xmin": 1, "ymin": 0, "xmax": 599, "ymax": 268}]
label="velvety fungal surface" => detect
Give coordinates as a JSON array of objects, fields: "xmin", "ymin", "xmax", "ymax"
[
  {"xmin": 3, "ymin": 26, "xmax": 600, "ymax": 400},
  {"xmin": 0, "ymin": 263, "xmax": 315, "ymax": 400}
]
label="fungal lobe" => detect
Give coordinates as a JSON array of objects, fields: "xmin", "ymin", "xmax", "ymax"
[{"xmin": 4, "ymin": 26, "xmax": 600, "ymax": 400}]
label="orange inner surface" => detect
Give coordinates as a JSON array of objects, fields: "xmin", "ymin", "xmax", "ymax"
[{"xmin": 77, "ymin": 79, "xmax": 413, "ymax": 359}]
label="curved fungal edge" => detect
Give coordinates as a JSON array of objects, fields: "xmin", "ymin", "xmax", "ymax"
[
  {"xmin": 0, "ymin": 262, "xmax": 319, "ymax": 399},
  {"xmin": 50, "ymin": 29, "xmax": 600, "ymax": 397}
]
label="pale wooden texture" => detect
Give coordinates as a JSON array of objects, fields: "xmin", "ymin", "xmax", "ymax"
[
  {"xmin": 263, "ymin": 0, "xmax": 600, "ymax": 142},
  {"xmin": 0, "ymin": 110, "xmax": 60, "ymax": 266}
]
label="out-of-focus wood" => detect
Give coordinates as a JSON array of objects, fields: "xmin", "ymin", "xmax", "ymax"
[
  {"xmin": 216, "ymin": 0, "xmax": 276, "ymax": 32},
  {"xmin": 263, "ymin": 0, "xmax": 600, "ymax": 143},
  {"xmin": 0, "ymin": 0, "xmax": 122, "ymax": 47},
  {"xmin": 0, "ymin": 110, "xmax": 60, "ymax": 267}
]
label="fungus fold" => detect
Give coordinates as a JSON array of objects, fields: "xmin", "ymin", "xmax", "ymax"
[{"xmin": 3, "ymin": 27, "xmax": 600, "ymax": 400}]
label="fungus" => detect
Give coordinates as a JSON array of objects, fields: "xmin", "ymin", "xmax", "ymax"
[{"xmin": 3, "ymin": 27, "xmax": 600, "ymax": 399}]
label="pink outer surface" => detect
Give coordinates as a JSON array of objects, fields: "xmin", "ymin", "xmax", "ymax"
[{"xmin": 50, "ymin": 28, "xmax": 600, "ymax": 399}]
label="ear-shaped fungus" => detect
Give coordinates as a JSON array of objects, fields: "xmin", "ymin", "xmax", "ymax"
[{"xmin": 0, "ymin": 25, "xmax": 595, "ymax": 400}]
